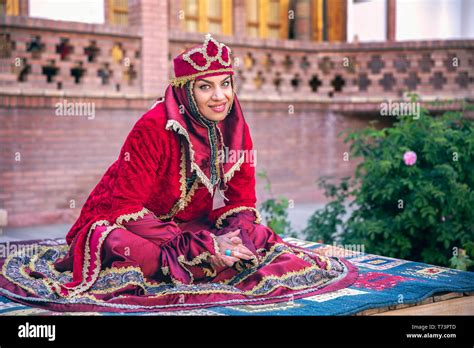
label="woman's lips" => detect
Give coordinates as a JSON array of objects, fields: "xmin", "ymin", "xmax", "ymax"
[{"xmin": 209, "ymin": 103, "xmax": 226, "ymax": 113}]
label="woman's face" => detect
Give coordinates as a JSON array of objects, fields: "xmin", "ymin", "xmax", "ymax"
[{"xmin": 192, "ymin": 74, "xmax": 234, "ymax": 122}]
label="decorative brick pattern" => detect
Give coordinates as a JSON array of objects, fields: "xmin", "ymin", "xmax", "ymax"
[
  {"xmin": 170, "ymin": 33, "xmax": 473, "ymax": 101},
  {"xmin": 0, "ymin": 16, "xmax": 142, "ymax": 94}
]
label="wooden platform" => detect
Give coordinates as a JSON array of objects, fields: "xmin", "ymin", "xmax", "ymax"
[{"xmin": 353, "ymin": 291, "xmax": 474, "ymax": 315}]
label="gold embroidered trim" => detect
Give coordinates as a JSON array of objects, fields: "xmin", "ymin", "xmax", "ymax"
[
  {"xmin": 2, "ymin": 241, "xmax": 345, "ymax": 300},
  {"xmin": 224, "ymin": 154, "xmax": 246, "ymax": 183},
  {"xmin": 176, "ymin": 232, "xmax": 220, "ymax": 283},
  {"xmin": 222, "ymin": 243, "xmax": 332, "ymax": 296},
  {"xmin": 215, "ymin": 206, "xmax": 262, "ymax": 229},
  {"xmin": 177, "ymin": 251, "xmax": 213, "ymax": 282},
  {"xmin": 244, "ymin": 265, "xmax": 326, "ymax": 296},
  {"xmin": 27, "ymin": 245, "xmax": 165, "ymax": 296},
  {"xmin": 209, "ymin": 233, "xmax": 220, "ymax": 255},
  {"xmin": 63, "ymin": 223, "xmax": 119, "ymax": 298},
  {"xmin": 166, "ymin": 118, "xmax": 243, "ymax": 194},
  {"xmin": 221, "ymin": 242, "xmax": 288, "ymax": 285},
  {"xmin": 157, "ymin": 143, "xmax": 200, "ymax": 220},
  {"xmin": 116, "ymin": 207, "xmax": 151, "ymax": 226},
  {"xmin": 1, "ymin": 255, "xmax": 57, "ymax": 297},
  {"xmin": 146, "ymin": 261, "xmax": 331, "ymax": 298},
  {"xmin": 26, "ymin": 245, "xmax": 72, "ymax": 282},
  {"xmin": 58, "ymin": 208, "xmax": 159, "ymax": 296},
  {"xmin": 88, "ymin": 265, "xmax": 163, "ymax": 295},
  {"xmin": 94, "ymin": 246, "xmax": 341, "ymax": 297},
  {"xmin": 59, "ymin": 219, "xmax": 109, "ymax": 292},
  {"xmin": 234, "ymin": 254, "xmax": 259, "ymax": 272},
  {"xmin": 203, "ymin": 267, "xmax": 216, "ymax": 277},
  {"xmin": 182, "ymin": 34, "xmax": 232, "ymax": 71},
  {"xmin": 166, "ymin": 119, "xmax": 215, "ymax": 194},
  {"xmin": 170, "ymin": 68, "xmax": 234, "ymax": 88}
]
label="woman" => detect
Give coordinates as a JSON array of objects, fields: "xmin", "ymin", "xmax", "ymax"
[{"xmin": 0, "ymin": 34, "xmax": 357, "ymax": 312}]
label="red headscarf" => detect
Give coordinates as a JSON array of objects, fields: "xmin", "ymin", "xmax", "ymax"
[{"xmin": 163, "ymin": 34, "xmax": 252, "ymax": 198}]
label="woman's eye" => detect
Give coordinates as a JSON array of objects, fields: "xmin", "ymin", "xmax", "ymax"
[
  {"xmin": 222, "ymin": 81, "xmax": 230, "ymax": 87},
  {"xmin": 199, "ymin": 85, "xmax": 210, "ymax": 90}
]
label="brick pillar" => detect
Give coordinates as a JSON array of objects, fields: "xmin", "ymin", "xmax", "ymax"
[
  {"xmin": 129, "ymin": 0, "xmax": 169, "ymax": 97},
  {"xmin": 19, "ymin": 0, "xmax": 29, "ymax": 16},
  {"xmin": 294, "ymin": 0, "xmax": 312, "ymax": 41},
  {"xmin": 168, "ymin": 0, "xmax": 182, "ymax": 32},
  {"xmin": 233, "ymin": 0, "xmax": 246, "ymax": 39},
  {"xmin": 386, "ymin": 0, "xmax": 396, "ymax": 41},
  {"xmin": 103, "ymin": 0, "xmax": 110, "ymax": 24}
]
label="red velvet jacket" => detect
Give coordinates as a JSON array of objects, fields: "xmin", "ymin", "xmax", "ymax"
[
  {"xmin": 66, "ymin": 99, "xmax": 259, "ymax": 245},
  {"xmin": 56, "ymin": 98, "xmax": 261, "ymax": 295}
]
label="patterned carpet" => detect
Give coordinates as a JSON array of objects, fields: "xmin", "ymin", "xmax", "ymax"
[{"xmin": 1, "ymin": 237, "xmax": 473, "ymax": 315}]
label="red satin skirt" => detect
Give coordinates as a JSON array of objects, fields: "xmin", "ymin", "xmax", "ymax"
[{"xmin": 0, "ymin": 216, "xmax": 358, "ymax": 312}]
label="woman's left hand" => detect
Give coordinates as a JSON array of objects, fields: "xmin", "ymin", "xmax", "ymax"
[{"xmin": 209, "ymin": 230, "xmax": 254, "ymax": 269}]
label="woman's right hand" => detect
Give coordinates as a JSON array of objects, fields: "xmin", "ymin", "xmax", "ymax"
[{"xmin": 209, "ymin": 230, "xmax": 254, "ymax": 269}]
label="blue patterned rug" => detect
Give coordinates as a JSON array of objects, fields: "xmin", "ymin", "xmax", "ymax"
[{"xmin": 0, "ymin": 237, "xmax": 473, "ymax": 315}]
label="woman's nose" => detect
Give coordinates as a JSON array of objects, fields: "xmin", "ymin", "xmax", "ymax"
[{"xmin": 212, "ymin": 87, "xmax": 225, "ymax": 100}]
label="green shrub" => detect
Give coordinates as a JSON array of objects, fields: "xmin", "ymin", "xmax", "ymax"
[
  {"xmin": 258, "ymin": 170, "xmax": 294, "ymax": 235},
  {"xmin": 303, "ymin": 177, "xmax": 352, "ymax": 243},
  {"xmin": 305, "ymin": 100, "xmax": 474, "ymax": 269}
]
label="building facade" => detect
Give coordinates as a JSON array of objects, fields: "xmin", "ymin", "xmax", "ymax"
[{"xmin": 0, "ymin": 0, "xmax": 473, "ymax": 227}]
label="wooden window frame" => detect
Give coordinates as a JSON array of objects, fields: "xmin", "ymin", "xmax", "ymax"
[
  {"xmin": 1, "ymin": 0, "xmax": 19, "ymax": 16},
  {"xmin": 248, "ymin": 0, "xmax": 289, "ymax": 40},
  {"xmin": 311, "ymin": 0, "xmax": 346, "ymax": 42},
  {"xmin": 108, "ymin": 0, "xmax": 129, "ymax": 26},
  {"xmin": 246, "ymin": 0, "xmax": 260, "ymax": 37},
  {"xmin": 183, "ymin": 0, "xmax": 233, "ymax": 35}
]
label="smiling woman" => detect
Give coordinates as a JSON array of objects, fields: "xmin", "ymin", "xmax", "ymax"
[{"xmin": 0, "ymin": 34, "xmax": 358, "ymax": 313}]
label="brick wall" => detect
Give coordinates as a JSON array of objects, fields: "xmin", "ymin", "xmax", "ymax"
[
  {"xmin": 0, "ymin": 96, "xmax": 152, "ymax": 227},
  {"xmin": 0, "ymin": 93, "xmax": 388, "ymax": 227},
  {"xmin": 0, "ymin": 16, "xmax": 142, "ymax": 95},
  {"xmin": 244, "ymin": 102, "xmax": 391, "ymax": 204}
]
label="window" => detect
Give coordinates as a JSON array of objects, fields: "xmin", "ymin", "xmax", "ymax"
[
  {"xmin": 246, "ymin": 0, "xmax": 259, "ymax": 37},
  {"xmin": 185, "ymin": 0, "xmax": 199, "ymax": 32},
  {"xmin": 208, "ymin": 0, "xmax": 222, "ymax": 33},
  {"xmin": 108, "ymin": 0, "xmax": 129, "ymax": 26},
  {"xmin": 245, "ymin": 0, "xmax": 290, "ymax": 39},
  {"xmin": 267, "ymin": 0, "xmax": 280, "ymax": 38},
  {"xmin": 183, "ymin": 0, "xmax": 233, "ymax": 35},
  {"xmin": 312, "ymin": 0, "xmax": 346, "ymax": 42},
  {"xmin": 0, "ymin": 0, "xmax": 19, "ymax": 16}
]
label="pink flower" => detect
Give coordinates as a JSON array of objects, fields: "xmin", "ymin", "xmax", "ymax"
[{"xmin": 403, "ymin": 151, "xmax": 417, "ymax": 166}]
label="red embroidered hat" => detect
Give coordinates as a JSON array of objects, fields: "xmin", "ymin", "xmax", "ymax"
[{"xmin": 171, "ymin": 33, "xmax": 234, "ymax": 87}]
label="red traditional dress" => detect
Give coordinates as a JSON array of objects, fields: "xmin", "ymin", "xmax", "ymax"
[{"xmin": 0, "ymin": 34, "xmax": 357, "ymax": 312}]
